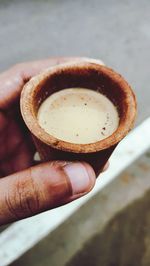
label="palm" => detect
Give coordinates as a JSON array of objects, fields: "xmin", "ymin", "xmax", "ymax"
[{"xmin": 0, "ymin": 103, "xmax": 35, "ymax": 176}]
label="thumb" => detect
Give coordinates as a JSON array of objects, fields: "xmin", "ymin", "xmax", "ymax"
[{"xmin": 0, "ymin": 161, "xmax": 96, "ymax": 225}]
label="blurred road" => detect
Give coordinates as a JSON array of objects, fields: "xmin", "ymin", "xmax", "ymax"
[{"xmin": 0, "ymin": 0, "xmax": 150, "ymax": 124}]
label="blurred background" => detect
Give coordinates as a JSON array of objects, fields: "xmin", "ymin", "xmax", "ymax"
[
  {"xmin": 0, "ymin": 0, "xmax": 150, "ymax": 124},
  {"xmin": 0, "ymin": 1, "xmax": 150, "ymax": 266}
]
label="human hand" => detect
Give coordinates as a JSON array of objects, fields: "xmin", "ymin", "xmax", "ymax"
[{"xmin": 0, "ymin": 57, "xmax": 108, "ymax": 225}]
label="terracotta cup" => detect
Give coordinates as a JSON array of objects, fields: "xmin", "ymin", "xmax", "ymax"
[{"xmin": 20, "ymin": 61, "xmax": 137, "ymax": 174}]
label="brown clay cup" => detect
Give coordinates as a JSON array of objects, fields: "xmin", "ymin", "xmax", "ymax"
[{"xmin": 20, "ymin": 61, "xmax": 137, "ymax": 174}]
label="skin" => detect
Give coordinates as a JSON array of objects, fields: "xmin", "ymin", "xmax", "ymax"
[{"xmin": 0, "ymin": 57, "xmax": 108, "ymax": 225}]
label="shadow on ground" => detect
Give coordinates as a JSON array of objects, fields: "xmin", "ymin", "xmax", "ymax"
[
  {"xmin": 11, "ymin": 190, "xmax": 150, "ymax": 266},
  {"xmin": 67, "ymin": 190, "xmax": 150, "ymax": 266}
]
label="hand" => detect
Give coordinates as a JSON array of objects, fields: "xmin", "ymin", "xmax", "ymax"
[{"xmin": 0, "ymin": 57, "xmax": 108, "ymax": 225}]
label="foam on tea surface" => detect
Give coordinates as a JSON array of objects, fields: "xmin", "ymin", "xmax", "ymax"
[{"xmin": 37, "ymin": 88, "xmax": 119, "ymax": 144}]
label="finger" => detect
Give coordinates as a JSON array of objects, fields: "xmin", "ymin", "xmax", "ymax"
[
  {"xmin": 0, "ymin": 140, "xmax": 35, "ymax": 176},
  {"xmin": 0, "ymin": 161, "xmax": 96, "ymax": 225},
  {"xmin": 0, "ymin": 57, "xmax": 82, "ymax": 109},
  {"xmin": 0, "ymin": 114, "xmax": 35, "ymax": 160},
  {"xmin": 0, "ymin": 111, "xmax": 8, "ymax": 132},
  {"xmin": 102, "ymin": 161, "xmax": 109, "ymax": 172}
]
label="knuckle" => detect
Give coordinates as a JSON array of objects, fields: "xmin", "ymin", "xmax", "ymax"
[
  {"xmin": 12, "ymin": 62, "xmax": 25, "ymax": 71},
  {"xmin": 11, "ymin": 63, "xmax": 22, "ymax": 73},
  {"xmin": 49, "ymin": 161, "xmax": 68, "ymax": 169},
  {"xmin": 5, "ymin": 170, "xmax": 40, "ymax": 219}
]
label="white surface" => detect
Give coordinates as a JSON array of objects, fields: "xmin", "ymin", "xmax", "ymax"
[{"xmin": 0, "ymin": 117, "xmax": 150, "ymax": 265}]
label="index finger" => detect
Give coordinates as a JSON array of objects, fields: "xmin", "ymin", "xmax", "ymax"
[{"xmin": 0, "ymin": 57, "xmax": 81, "ymax": 109}]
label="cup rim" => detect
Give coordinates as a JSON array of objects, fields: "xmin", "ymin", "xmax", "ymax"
[{"xmin": 20, "ymin": 61, "xmax": 137, "ymax": 154}]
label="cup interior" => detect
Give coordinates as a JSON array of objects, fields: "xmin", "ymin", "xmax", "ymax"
[{"xmin": 21, "ymin": 62, "xmax": 136, "ymax": 153}]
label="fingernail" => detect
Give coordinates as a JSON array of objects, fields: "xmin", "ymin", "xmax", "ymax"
[{"xmin": 63, "ymin": 162, "xmax": 96, "ymax": 195}]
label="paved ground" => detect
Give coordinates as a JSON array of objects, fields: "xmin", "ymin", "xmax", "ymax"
[{"xmin": 0, "ymin": 0, "xmax": 150, "ymax": 124}]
